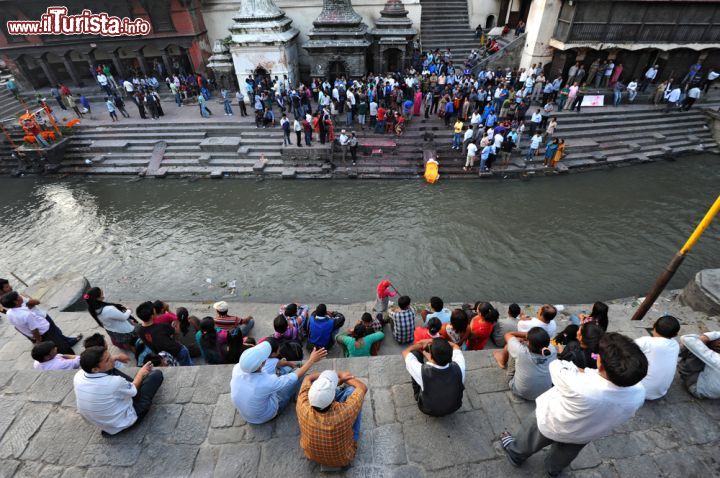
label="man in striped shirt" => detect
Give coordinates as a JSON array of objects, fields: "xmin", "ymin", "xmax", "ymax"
[{"xmin": 213, "ymin": 301, "xmax": 255, "ymax": 335}]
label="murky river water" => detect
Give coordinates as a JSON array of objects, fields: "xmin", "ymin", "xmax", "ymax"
[{"xmin": 0, "ymin": 154, "xmax": 718, "ymax": 305}]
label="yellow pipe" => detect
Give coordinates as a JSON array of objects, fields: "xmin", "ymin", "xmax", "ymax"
[{"xmin": 680, "ymin": 194, "xmax": 720, "ymax": 255}]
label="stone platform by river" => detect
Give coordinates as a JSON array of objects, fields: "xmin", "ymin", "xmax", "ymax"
[{"xmin": 1, "ymin": 291, "xmax": 719, "ymax": 477}]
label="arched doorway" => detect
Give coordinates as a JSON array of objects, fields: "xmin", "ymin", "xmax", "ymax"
[
  {"xmin": 486, "ymin": 15, "xmax": 496, "ymax": 29},
  {"xmin": 328, "ymin": 61, "xmax": 346, "ymax": 82}
]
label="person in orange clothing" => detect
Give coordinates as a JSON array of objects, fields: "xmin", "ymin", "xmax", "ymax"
[
  {"xmin": 466, "ymin": 303, "xmax": 499, "ymax": 350},
  {"xmin": 414, "ymin": 317, "xmax": 443, "ymax": 343}
]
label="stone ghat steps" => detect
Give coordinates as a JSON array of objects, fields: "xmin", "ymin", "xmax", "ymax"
[
  {"xmin": 0, "ymin": 88, "xmax": 27, "ymax": 119},
  {"xmin": 420, "ymin": 0, "xmax": 475, "ymax": 57}
]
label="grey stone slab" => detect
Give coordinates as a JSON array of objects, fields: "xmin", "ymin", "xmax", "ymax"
[
  {"xmin": 613, "ymin": 455, "xmax": 662, "ymax": 478},
  {"xmin": 83, "ymin": 467, "xmax": 132, "ymax": 478},
  {"xmin": 652, "ymin": 449, "xmax": 714, "ymax": 476},
  {"xmin": 464, "ymin": 351, "xmax": 496, "ymax": 370},
  {"xmin": 0, "ymin": 459, "xmax": 20, "ymax": 478},
  {"xmin": 191, "ymin": 366, "xmax": 229, "ymax": 404},
  {"xmin": 0, "ymin": 402, "xmax": 52, "ymax": 459},
  {"xmin": 23, "ymin": 407, "xmax": 94, "ymax": 465},
  {"xmin": 281, "ymin": 168, "xmax": 296, "ymax": 179},
  {"xmin": 593, "ymin": 433, "xmax": 642, "ymax": 459},
  {"xmin": 569, "ymin": 443, "xmax": 602, "ymax": 470},
  {"xmin": 171, "ymin": 403, "xmax": 212, "ymax": 445},
  {"xmin": 258, "ymin": 436, "xmax": 317, "ymax": 477},
  {"xmin": 81, "ymin": 443, "xmax": 142, "ymax": 467},
  {"xmin": 199, "ymin": 137, "xmax": 241, "ymax": 152},
  {"xmin": 567, "ymin": 463, "xmax": 619, "ymax": 478},
  {"xmin": 372, "ymin": 388, "xmax": 395, "ymax": 425},
  {"xmin": 89, "ymin": 140, "xmax": 128, "ymax": 151},
  {"xmin": 0, "ymin": 396, "xmax": 24, "ymax": 441},
  {"xmin": 335, "ymin": 357, "xmax": 370, "ymax": 378},
  {"xmin": 210, "ymin": 170, "xmax": 224, "ymax": 178},
  {"xmin": 142, "ymin": 404, "xmax": 183, "ymax": 438},
  {"xmin": 38, "ymin": 465, "xmax": 67, "ymax": 478},
  {"xmin": 473, "ymin": 391, "xmax": 520, "ymax": 435},
  {"xmin": 4, "ymin": 370, "xmax": 40, "ymax": 394},
  {"xmin": 372, "ymin": 423, "xmax": 406, "ymax": 465},
  {"xmin": 134, "ymin": 442, "xmax": 198, "ymax": 477},
  {"xmin": 391, "ymin": 383, "xmax": 416, "ymax": 409},
  {"xmin": 215, "ymin": 444, "xmax": 261, "ymax": 478},
  {"xmin": 59, "ymin": 467, "xmax": 86, "ymax": 478},
  {"xmin": 211, "ymin": 393, "xmax": 238, "ymax": 428},
  {"xmin": 369, "ymin": 356, "xmax": 409, "ymax": 389},
  {"xmin": 273, "ymin": 406, "xmax": 300, "ymax": 437},
  {"xmin": 242, "ymin": 422, "xmax": 274, "ymax": 443},
  {"xmin": 10, "ymin": 462, "xmax": 44, "ymax": 478},
  {"xmin": 207, "ymin": 427, "xmax": 246, "ymax": 445},
  {"xmin": 389, "ymin": 465, "xmax": 425, "ymax": 478},
  {"xmin": 464, "ymin": 367, "xmax": 510, "ymax": 395},
  {"xmin": 402, "ymin": 410, "xmax": 495, "ymax": 471},
  {"xmin": 26, "ymin": 371, "xmax": 74, "ymax": 403},
  {"xmin": 153, "ymin": 365, "xmax": 199, "ymax": 404},
  {"xmin": 190, "ymin": 446, "xmax": 218, "ymax": 477},
  {"xmin": 0, "ymin": 340, "xmax": 30, "ymax": 362},
  {"xmin": 198, "ymin": 153, "xmax": 211, "ymax": 165},
  {"xmin": 253, "ymin": 159, "xmax": 266, "ymax": 172},
  {"xmin": 664, "ymin": 401, "xmax": 720, "ymax": 445}
]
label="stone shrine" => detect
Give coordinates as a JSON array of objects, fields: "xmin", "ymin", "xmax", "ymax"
[
  {"xmin": 304, "ymin": 0, "xmax": 371, "ymax": 80},
  {"xmin": 229, "ymin": 0, "xmax": 300, "ymax": 93},
  {"xmin": 370, "ymin": 0, "xmax": 417, "ymax": 74},
  {"xmin": 206, "ymin": 40, "xmax": 235, "ymax": 90}
]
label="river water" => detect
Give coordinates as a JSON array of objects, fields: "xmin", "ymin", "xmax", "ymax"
[{"xmin": 0, "ymin": 154, "xmax": 718, "ymax": 305}]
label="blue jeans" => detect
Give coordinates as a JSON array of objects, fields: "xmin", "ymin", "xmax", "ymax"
[
  {"xmin": 223, "ymin": 100, "xmax": 233, "ymax": 114},
  {"xmin": 175, "ymin": 345, "xmax": 193, "ymax": 366},
  {"xmin": 346, "ymin": 111, "xmax": 353, "ymax": 126},
  {"xmin": 239, "ymin": 318, "xmax": 255, "ymax": 337},
  {"xmin": 453, "ymin": 133, "xmax": 462, "ymax": 148},
  {"xmin": 277, "ymin": 376, "xmax": 302, "ymax": 412},
  {"xmin": 336, "ymin": 386, "xmax": 362, "ymax": 441},
  {"xmin": 175, "ymin": 93, "xmax": 182, "ymax": 106},
  {"xmin": 569, "ymin": 314, "xmax": 581, "ymax": 326},
  {"xmin": 613, "ymin": 91, "xmax": 622, "ymax": 106},
  {"xmin": 526, "ymin": 147, "xmax": 537, "ymax": 160},
  {"xmin": 200, "ymin": 105, "xmax": 209, "ymax": 117}
]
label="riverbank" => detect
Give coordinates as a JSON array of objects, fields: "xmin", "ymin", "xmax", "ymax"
[
  {"xmin": 1, "ymin": 291, "xmax": 719, "ymax": 477},
  {"xmin": 1, "ymin": 93, "xmax": 718, "ymax": 179}
]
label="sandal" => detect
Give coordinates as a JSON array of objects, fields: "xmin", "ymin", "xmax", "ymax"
[{"xmin": 499, "ymin": 431, "xmax": 521, "ymax": 467}]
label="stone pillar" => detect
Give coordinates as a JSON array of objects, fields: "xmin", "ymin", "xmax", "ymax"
[
  {"xmin": 111, "ymin": 50, "xmax": 128, "ymax": 79},
  {"xmin": 519, "ymin": 0, "xmax": 564, "ymax": 71},
  {"xmin": 135, "ymin": 49, "xmax": 149, "ymax": 76},
  {"xmin": 162, "ymin": 50, "xmax": 174, "ymax": 76},
  {"xmin": 37, "ymin": 55, "xmax": 60, "ymax": 87},
  {"xmin": 62, "ymin": 53, "xmax": 84, "ymax": 87},
  {"xmin": 13, "ymin": 56, "xmax": 40, "ymax": 89},
  {"xmin": 86, "ymin": 50, "xmax": 97, "ymax": 78}
]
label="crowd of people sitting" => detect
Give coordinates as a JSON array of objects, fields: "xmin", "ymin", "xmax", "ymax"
[{"xmin": 2, "ymin": 276, "xmax": 719, "ymax": 475}]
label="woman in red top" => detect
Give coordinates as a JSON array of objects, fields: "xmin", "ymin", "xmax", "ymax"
[
  {"xmin": 414, "ymin": 317, "xmax": 443, "ymax": 343},
  {"xmin": 467, "ymin": 303, "xmax": 499, "ymax": 350}
]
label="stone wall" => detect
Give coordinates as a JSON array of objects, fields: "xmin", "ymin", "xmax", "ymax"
[{"xmin": 468, "ymin": 0, "xmax": 502, "ymax": 31}]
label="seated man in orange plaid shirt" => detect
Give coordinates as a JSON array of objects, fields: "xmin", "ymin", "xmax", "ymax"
[{"xmin": 296, "ymin": 370, "xmax": 368, "ymax": 468}]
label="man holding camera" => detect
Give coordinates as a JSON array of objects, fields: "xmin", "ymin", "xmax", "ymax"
[{"xmin": 402, "ymin": 338, "xmax": 466, "ymax": 417}]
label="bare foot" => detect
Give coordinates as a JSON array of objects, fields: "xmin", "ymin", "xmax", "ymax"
[{"xmin": 493, "ymin": 350, "xmax": 506, "ymax": 369}]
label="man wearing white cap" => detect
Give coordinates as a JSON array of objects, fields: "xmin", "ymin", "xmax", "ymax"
[
  {"xmin": 296, "ymin": 370, "xmax": 367, "ymax": 467},
  {"xmin": 231, "ymin": 341, "xmax": 327, "ymax": 424},
  {"xmin": 213, "ymin": 301, "xmax": 254, "ymax": 334}
]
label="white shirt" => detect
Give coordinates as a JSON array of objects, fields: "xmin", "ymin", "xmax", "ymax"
[
  {"xmin": 74, "ymin": 371, "xmax": 138, "ymax": 435},
  {"xmin": 494, "ymin": 134, "xmax": 504, "ymax": 148},
  {"xmin": 96, "ymin": 74, "xmax": 108, "ymax": 86},
  {"xmin": 7, "ymin": 304, "xmax": 49, "ymax": 337},
  {"xmin": 634, "ymin": 336, "xmax": 679, "ymax": 400},
  {"xmin": 517, "ymin": 317, "xmax": 557, "ymax": 337},
  {"xmin": 467, "ymin": 143, "xmax": 478, "ymax": 157},
  {"xmin": 123, "ymin": 80, "xmax": 134, "ymax": 93},
  {"xmin": 627, "ymin": 81, "xmax": 638, "ymax": 92},
  {"xmin": 529, "ymin": 135, "xmax": 543, "ymax": 150},
  {"xmin": 688, "ymin": 87, "xmax": 701, "ymax": 99},
  {"xmin": 338, "ymin": 134, "xmax": 349, "ymax": 146},
  {"xmin": 404, "ymin": 349, "xmax": 466, "ymax": 391},
  {"xmin": 645, "ymin": 68, "xmax": 658, "ymax": 80},
  {"xmin": 531, "ymin": 112, "xmax": 542, "ymax": 123},
  {"xmin": 369, "ymin": 102, "xmax": 378, "ymax": 116},
  {"xmin": 230, "ymin": 358, "xmax": 298, "ymax": 424},
  {"xmin": 464, "ymin": 129, "xmax": 474, "ymax": 141},
  {"xmin": 668, "ymin": 88, "xmax": 681, "ymax": 102},
  {"xmin": 535, "ymin": 360, "xmax": 645, "ymax": 444},
  {"xmin": 680, "ymin": 332, "xmax": 720, "ymax": 398},
  {"xmin": 34, "ymin": 354, "xmax": 80, "ymax": 370}
]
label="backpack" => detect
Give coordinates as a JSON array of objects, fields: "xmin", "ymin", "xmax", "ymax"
[{"xmin": 278, "ymin": 339, "xmax": 304, "ymax": 361}]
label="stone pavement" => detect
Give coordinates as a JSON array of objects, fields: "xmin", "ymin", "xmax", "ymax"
[{"xmin": 1, "ymin": 292, "xmax": 719, "ymax": 477}]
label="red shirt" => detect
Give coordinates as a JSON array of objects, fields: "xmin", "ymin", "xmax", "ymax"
[
  {"xmin": 154, "ymin": 311, "xmax": 177, "ymax": 325},
  {"xmin": 377, "ymin": 107, "xmax": 386, "ymax": 121},
  {"xmin": 413, "ymin": 326, "xmax": 438, "ymax": 343},
  {"xmin": 466, "ymin": 316, "xmax": 493, "ymax": 350}
]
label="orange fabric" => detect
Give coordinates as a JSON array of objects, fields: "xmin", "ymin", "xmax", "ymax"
[{"xmin": 466, "ymin": 316, "xmax": 493, "ymax": 350}]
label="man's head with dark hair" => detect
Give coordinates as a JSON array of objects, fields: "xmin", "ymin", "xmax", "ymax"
[
  {"xmin": 598, "ymin": 332, "xmax": 648, "ymax": 387},
  {"xmin": 360, "ymin": 313, "xmax": 373, "ymax": 324},
  {"xmin": 273, "ymin": 315, "xmax": 289, "ymax": 334},
  {"xmin": 284, "ymin": 303, "xmax": 298, "ymax": 317},
  {"xmin": 0, "ymin": 291, "xmax": 20, "ymax": 309},
  {"xmin": 508, "ymin": 303, "xmax": 521, "ymax": 319},
  {"xmin": 83, "ymin": 333, "xmax": 107, "ymax": 349},
  {"xmin": 265, "ymin": 337, "xmax": 280, "ymax": 355},
  {"xmin": 315, "ymin": 304, "xmax": 327, "ymax": 317},
  {"xmin": 136, "ymin": 301, "xmax": 155, "ymax": 323},
  {"xmin": 540, "ymin": 304, "xmax": 557, "ymax": 323},
  {"xmin": 80, "ymin": 346, "xmax": 109, "ymax": 373},
  {"xmin": 426, "ymin": 317, "xmax": 442, "ymax": 335},
  {"xmin": 430, "ymin": 297, "xmax": 443, "ymax": 312},
  {"xmin": 152, "ymin": 301, "xmax": 165, "ymax": 315},
  {"xmin": 450, "ymin": 309, "xmax": 469, "ymax": 333},
  {"xmin": 429, "ymin": 338, "xmax": 453, "ymax": 366},
  {"xmin": 654, "ymin": 315, "xmax": 680, "ymax": 339},
  {"xmin": 398, "ymin": 295, "xmax": 411, "ymax": 310},
  {"xmin": 31, "ymin": 341, "xmax": 57, "ymax": 362},
  {"xmin": 0, "ymin": 279, "xmax": 10, "ymax": 294},
  {"xmin": 527, "ymin": 327, "xmax": 551, "ymax": 355}
]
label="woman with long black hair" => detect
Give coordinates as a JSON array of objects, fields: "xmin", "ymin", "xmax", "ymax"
[
  {"xmin": 173, "ymin": 307, "xmax": 201, "ymax": 358},
  {"xmin": 84, "ymin": 287, "xmax": 138, "ymax": 353},
  {"xmin": 195, "ymin": 316, "xmax": 227, "ymax": 364}
]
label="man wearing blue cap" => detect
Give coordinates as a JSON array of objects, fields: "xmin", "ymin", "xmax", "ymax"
[{"xmin": 231, "ymin": 341, "xmax": 327, "ymax": 424}]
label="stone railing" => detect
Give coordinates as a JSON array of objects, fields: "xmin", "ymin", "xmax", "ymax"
[{"xmin": 471, "ymin": 32, "xmax": 527, "ymax": 76}]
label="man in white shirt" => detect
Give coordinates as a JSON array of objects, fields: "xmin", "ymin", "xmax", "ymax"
[
  {"xmin": 403, "ymin": 338, "xmax": 465, "ymax": 417},
  {"xmin": 501, "ymin": 333, "xmax": 647, "ymax": 477},
  {"xmin": 635, "ymin": 315, "xmax": 680, "ymax": 400},
  {"xmin": 74, "ymin": 346, "xmax": 163, "ymax": 435},
  {"xmin": 641, "ymin": 64, "xmax": 659, "ymax": 92},
  {"xmin": 627, "ymin": 79, "xmax": 639, "ymax": 102},
  {"xmin": 664, "ymin": 85, "xmax": 681, "ymax": 112},
  {"xmin": 682, "ymin": 86, "xmax": 702, "ymax": 111},
  {"xmin": 464, "ymin": 141, "xmax": 478, "ymax": 171},
  {"xmin": 1, "ymin": 291, "xmax": 81, "ymax": 354},
  {"xmin": 679, "ymin": 331, "xmax": 720, "ymax": 399},
  {"xmin": 495, "ymin": 305, "xmax": 557, "ymax": 368},
  {"xmin": 231, "ymin": 341, "xmax": 327, "ymax": 424}
]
